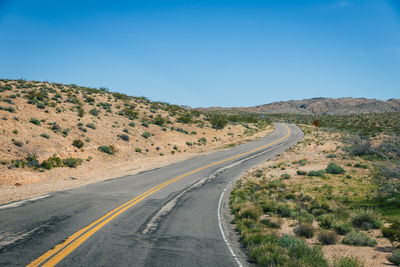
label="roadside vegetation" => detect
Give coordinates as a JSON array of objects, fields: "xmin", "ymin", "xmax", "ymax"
[
  {"xmin": 0, "ymin": 79, "xmax": 272, "ymax": 185},
  {"xmin": 230, "ymin": 121, "xmax": 400, "ymax": 266}
]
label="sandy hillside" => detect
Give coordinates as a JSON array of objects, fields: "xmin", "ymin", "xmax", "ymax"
[{"xmin": 0, "ymin": 79, "xmax": 273, "ymax": 204}]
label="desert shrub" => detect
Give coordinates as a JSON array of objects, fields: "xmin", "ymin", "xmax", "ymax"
[
  {"xmin": 261, "ymin": 217, "xmax": 283, "ymax": 229},
  {"xmin": 318, "ymin": 230, "xmax": 338, "ymax": 245},
  {"xmin": 297, "ymin": 170, "xmax": 307, "ymax": 175},
  {"xmin": 326, "ymin": 162, "xmax": 346, "ymax": 174},
  {"xmin": 209, "ymin": 115, "xmax": 228, "ymax": 129},
  {"xmin": 334, "ymin": 223, "xmax": 353, "ymax": 235},
  {"xmin": 142, "ymin": 132, "xmax": 151, "ymax": 139},
  {"xmin": 387, "ymin": 250, "xmax": 400, "ymax": 266},
  {"xmin": 281, "ymin": 173, "xmax": 291, "ymax": 179},
  {"xmin": 72, "ymin": 139, "xmax": 84, "ymax": 149},
  {"xmin": 152, "ymin": 115, "xmax": 165, "ymax": 126},
  {"xmin": 120, "ymin": 107, "xmax": 138, "ymax": 119},
  {"xmin": 198, "ymin": 137, "xmax": 207, "ymax": 144},
  {"xmin": 98, "ymin": 145, "xmax": 117, "ymax": 155},
  {"xmin": 129, "ymin": 122, "xmax": 135, "ymax": 127},
  {"xmin": 40, "ymin": 133, "xmax": 50, "ymax": 139},
  {"xmin": 238, "ymin": 206, "xmax": 262, "ymax": 220},
  {"xmin": 89, "ymin": 108, "xmax": 99, "ymax": 116},
  {"xmin": 261, "ymin": 200, "xmax": 278, "ymax": 213},
  {"xmin": 135, "ymin": 147, "xmax": 142, "ymax": 153},
  {"xmin": 29, "ymin": 118, "xmax": 41, "ymax": 126},
  {"xmin": 51, "ymin": 123, "xmax": 61, "ymax": 132},
  {"xmin": 185, "ymin": 141, "xmax": 193, "ymax": 146},
  {"xmin": 342, "ymin": 231, "xmax": 377, "ymax": 247},
  {"xmin": 308, "ymin": 170, "xmax": 325, "ymax": 177},
  {"xmin": 327, "ymin": 154, "xmax": 337, "ymax": 158},
  {"xmin": 141, "ymin": 122, "xmax": 149, "ymax": 128},
  {"xmin": 177, "ymin": 115, "xmax": 192, "ymax": 124},
  {"xmin": 294, "ymin": 223, "xmax": 315, "ymax": 238},
  {"xmin": 62, "ymin": 158, "xmax": 82, "ymax": 168},
  {"xmin": 277, "ymin": 235, "xmax": 328, "ymax": 266},
  {"xmin": 118, "ymin": 134, "xmax": 129, "ymax": 142},
  {"xmin": 62, "ymin": 128, "xmax": 70, "ymax": 137},
  {"xmin": 12, "ymin": 139, "xmax": 23, "ymax": 147},
  {"xmin": 346, "ymin": 139, "xmax": 375, "ymax": 156},
  {"xmin": 86, "ymin": 123, "xmax": 96, "ymax": 129},
  {"xmin": 332, "ymin": 256, "xmax": 365, "ymax": 267},
  {"xmin": 41, "ymin": 155, "xmax": 63, "ymax": 170},
  {"xmin": 382, "ymin": 221, "xmax": 400, "ymax": 245},
  {"xmin": 277, "ymin": 204, "xmax": 292, "ymax": 217},
  {"xmin": 351, "ymin": 209, "xmax": 382, "ymax": 230},
  {"xmin": 319, "ymin": 214, "xmax": 335, "ymax": 229}
]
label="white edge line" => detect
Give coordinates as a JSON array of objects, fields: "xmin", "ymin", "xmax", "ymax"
[
  {"xmin": 0, "ymin": 194, "xmax": 51, "ymax": 210},
  {"xmin": 218, "ymin": 181, "xmax": 244, "ymax": 267}
]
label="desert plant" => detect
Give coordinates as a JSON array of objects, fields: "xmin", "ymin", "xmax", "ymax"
[
  {"xmin": 29, "ymin": 118, "xmax": 41, "ymax": 126},
  {"xmin": 319, "ymin": 214, "xmax": 335, "ymax": 229},
  {"xmin": 308, "ymin": 170, "xmax": 325, "ymax": 177},
  {"xmin": 142, "ymin": 132, "xmax": 151, "ymax": 139},
  {"xmin": 334, "ymin": 222, "xmax": 353, "ymax": 235},
  {"xmin": 294, "ymin": 223, "xmax": 315, "ymax": 238},
  {"xmin": 326, "ymin": 162, "xmax": 346, "ymax": 174},
  {"xmin": 342, "ymin": 231, "xmax": 377, "ymax": 247},
  {"xmin": 86, "ymin": 123, "xmax": 96, "ymax": 129},
  {"xmin": 89, "ymin": 108, "xmax": 99, "ymax": 116},
  {"xmin": 318, "ymin": 230, "xmax": 338, "ymax": 245},
  {"xmin": 118, "ymin": 134, "xmax": 129, "ymax": 142},
  {"xmin": 40, "ymin": 133, "xmax": 50, "ymax": 139},
  {"xmin": 135, "ymin": 147, "xmax": 142, "ymax": 153},
  {"xmin": 72, "ymin": 139, "xmax": 84, "ymax": 149},
  {"xmin": 382, "ymin": 221, "xmax": 400, "ymax": 246},
  {"xmin": 261, "ymin": 217, "xmax": 283, "ymax": 229},
  {"xmin": 12, "ymin": 139, "xmax": 23, "ymax": 147},
  {"xmin": 332, "ymin": 256, "xmax": 365, "ymax": 267},
  {"xmin": 63, "ymin": 158, "xmax": 82, "ymax": 168},
  {"xmin": 281, "ymin": 173, "xmax": 291, "ymax": 179},
  {"xmin": 297, "ymin": 170, "xmax": 307, "ymax": 175},
  {"xmin": 351, "ymin": 209, "xmax": 382, "ymax": 230},
  {"xmin": 387, "ymin": 250, "xmax": 400, "ymax": 266},
  {"xmin": 98, "ymin": 145, "xmax": 117, "ymax": 155}
]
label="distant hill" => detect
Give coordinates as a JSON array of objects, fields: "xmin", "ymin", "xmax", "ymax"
[{"xmin": 198, "ymin": 97, "xmax": 400, "ymax": 115}]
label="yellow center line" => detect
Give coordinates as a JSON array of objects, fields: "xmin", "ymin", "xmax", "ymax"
[{"xmin": 27, "ymin": 125, "xmax": 291, "ymax": 267}]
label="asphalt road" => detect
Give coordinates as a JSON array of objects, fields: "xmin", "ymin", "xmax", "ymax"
[{"xmin": 0, "ymin": 123, "xmax": 303, "ymax": 267}]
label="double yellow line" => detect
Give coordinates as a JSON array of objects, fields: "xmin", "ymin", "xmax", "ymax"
[{"xmin": 27, "ymin": 125, "xmax": 291, "ymax": 267}]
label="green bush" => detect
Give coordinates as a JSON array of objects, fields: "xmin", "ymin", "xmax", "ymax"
[
  {"xmin": 332, "ymin": 256, "xmax": 365, "ymax": 267},
  {"xmin": 98, "ymin": 145, "xmax": 117, "ymax": 155},
  {"xmin": 29, "ymin": 118, "xmax": 41, "ymax": 126},
  {"xmin": 319, "ymin": 214, "xmax": 335, "ymax": 229},
  {"xmin": 342, "ymin": 231, "xmax": 377, "ymax": 247},
  {"xmin": 63, "ymin": 158, "xmax": 82, "ymax": 168},
  {"xmin": 89, "ymin": 108, "xmax": 99, "ymax": 116},
  {"xmin": 86, "ymin": 123, "xmax": 96, "ymax": 129},
  {"xmin": 40, "ymin": 133, "xmax": 50, "ymax": 139},
  {"xmin": 318, "ymin": 230, "xmax": 338, "ymax": 245},
  {"xmin": 260, "ymin": 217, "xmax": 283, "ymax": 229},
  {"xmin": 135, "ymin": 147, "xmax": 142, "ymax": 153},
  {"xmin": 281, "ymin": 173, "xmax": 291, "ymax": 179},
  {"xmin": 297, "ymin": 170, "xmax": 307, "ymax": 175},
  {"xmin": 142, "ymin": 132, "xmax": 151, "ymax": 139},
  {"xmin": 41, "ymin": 155, "xmax": 63, "ymax": 170},
  {"xmin": 238, "ymin": 206, "xmax": 262, "ymax": 220},
  {"xmin": 118, "ymin": 134, "xmax": 130, "ymax": 142},
  {"xmin": 72, "ymin": 139, "xmax": 84, "ymax": 149},
  {"xmin": 334, "ymin": 223, "xmax": 353, "ymax": 235},
  {"xmin": 382, "ymin": 221, "xmax": 400, "ymax": 245},
  {"xmin": 326, "ymin": 162, "xmax": 346, "ymax": 174},
  {"xmin": 387, "ymin": 250, "xmax": 400, "ymax": 266},
  {"xmin": 294, "ymin": 223, "xmax": 315, "ymax": 238},
  {"xmin": 308, "ymin": 170, "xmax": 325, "ymax": 177},
  {"xmin": 351, "ymin": 209, "xmax": 382, "ymax": 230}
]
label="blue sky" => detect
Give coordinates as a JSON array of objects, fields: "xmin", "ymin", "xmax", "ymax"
[{"xmin": 0, "ymin": 0, "xmax": 399, "ymax": 107}]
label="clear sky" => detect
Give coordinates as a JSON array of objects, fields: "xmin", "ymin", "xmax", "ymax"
[{"xmin": 0, "ymin": 0, "xmax": 399, "ymax": 107}]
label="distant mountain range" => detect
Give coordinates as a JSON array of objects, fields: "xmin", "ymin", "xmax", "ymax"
[{"xmin": 198, "ymin": 97, "xmax": 400, "ymax": 115}]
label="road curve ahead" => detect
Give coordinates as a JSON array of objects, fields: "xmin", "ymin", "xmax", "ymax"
[{"xmin": 0, "ymin": 123, "xmax": 303, "ymax": 267}]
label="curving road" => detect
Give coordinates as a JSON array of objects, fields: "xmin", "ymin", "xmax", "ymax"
[{"xmin": 0, "ymin": 123, "xmax": 303, "ymax": 267}]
